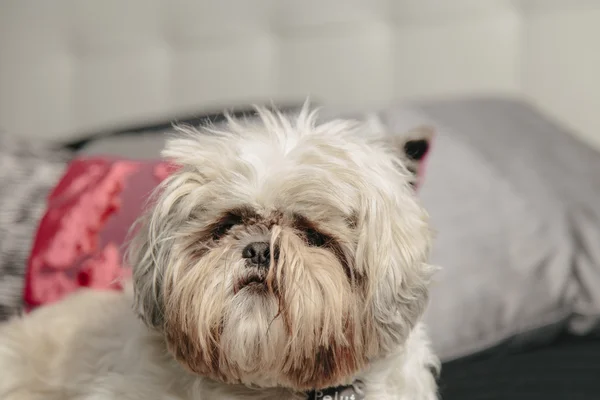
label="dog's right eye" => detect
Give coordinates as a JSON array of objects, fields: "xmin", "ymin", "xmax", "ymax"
[{"xmin": 211, "ymin": 213, "xmax": 243, "ymax": 240}]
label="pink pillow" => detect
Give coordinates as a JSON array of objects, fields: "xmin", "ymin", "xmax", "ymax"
[{"xmin": 23, "ymin": 157, "xmax": 177, "ymax": 310}]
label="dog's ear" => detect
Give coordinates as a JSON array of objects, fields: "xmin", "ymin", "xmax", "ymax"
[
  {"xmin": 365, "ymin": 114, "xmax": 434, "ymax": 186},
  {"xmin": 395, "ymin": 125, "xmax": 434, "ymax": 187},
  {"xmin": 400, "ymin": 125, "xmax": 434, "ymax": 163},
  {"xmin": 355, "ymin": 117, "xmax": 436, "ymax": 347},
  {"xmin": 355, "ymin": 176, "xmax": 436, "ymax": 349},
  {"xmin": 126, "ymin": 210, "xmax": 167, "ymax": 330},
  {"xmin": 385, "ymin": 124, "xmax": 433, "ymax": 172}
]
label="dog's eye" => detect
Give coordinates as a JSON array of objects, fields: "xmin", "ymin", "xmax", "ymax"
[
  {"xmin": 211, "ymin": 213, "xmax": 243, "ymax": 240},
  {"xmin": 292, "ymin": 213, "xmax": 331, "ymax": 247},
  {"xmin": 305, "ymin": 228, "xmax": 328, "ymax": 247}
]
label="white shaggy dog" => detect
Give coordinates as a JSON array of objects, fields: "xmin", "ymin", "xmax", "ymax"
[{"xmin": 0, "ymin": 105, "xmax": 439, "ymax": 399}]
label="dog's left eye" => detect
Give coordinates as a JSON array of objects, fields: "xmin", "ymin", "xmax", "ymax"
[
  {"xmin": 293, "ymin": 214, "xmax": 331, "ymax": 247},
  {"xmin": 305, "ymin": 228, "xmax": 329, "ymax": 247},
  {"xmin": 211, "ymin": 213, "xmax": 243, "ymax": 240}
]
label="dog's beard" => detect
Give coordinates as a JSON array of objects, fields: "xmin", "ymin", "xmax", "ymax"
[{"xmin": 162, "ymin": 227, "xmax": 368, "ymax": 390}]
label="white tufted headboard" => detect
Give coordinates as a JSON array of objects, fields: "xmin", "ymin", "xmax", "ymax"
[{"xmin": 1, "ymin": 0, "xmax": 600, "ymax": 148}]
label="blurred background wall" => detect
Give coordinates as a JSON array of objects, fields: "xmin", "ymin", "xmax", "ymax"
[{"xmin": 1, "ymin": 0, "xmax": 600, "ymax": 149}]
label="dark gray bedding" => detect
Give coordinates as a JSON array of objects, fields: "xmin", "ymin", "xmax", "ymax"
[{"xmin": 440, "ymin": 333, "xmax": 600, "ymax": 400}]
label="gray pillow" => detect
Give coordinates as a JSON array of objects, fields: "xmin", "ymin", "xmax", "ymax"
[
  {"xmin": 415, "ymin": 98, "xmax": 600, "ymax": 337},
  {"xmin": 407, "ymin": 98, "xmax": 599, "ymax": 360}
]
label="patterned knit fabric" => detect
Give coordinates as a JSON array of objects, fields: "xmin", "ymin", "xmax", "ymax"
[{"xmin": 0, "ymin": 132, "xmax": 71, "ymax": 320}]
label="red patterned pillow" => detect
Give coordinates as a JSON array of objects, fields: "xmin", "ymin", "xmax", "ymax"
[{"xmin": 23, "ymin": 157, "xmax": 178, "ymax": 310}]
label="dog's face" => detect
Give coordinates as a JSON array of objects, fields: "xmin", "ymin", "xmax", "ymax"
[{"xmin": 128, "ymin": 107, "xmax": 435, "ymax": 390}]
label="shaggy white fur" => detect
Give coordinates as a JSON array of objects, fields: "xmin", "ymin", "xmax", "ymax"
[{"xmin": 0, "ymin": 105, "xmax": 439, "ymax": 399}]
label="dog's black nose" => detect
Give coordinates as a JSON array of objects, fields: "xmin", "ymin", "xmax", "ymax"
[{"xmin": 242, "ymin": 242, "xmax": 270, "ymax": 268}]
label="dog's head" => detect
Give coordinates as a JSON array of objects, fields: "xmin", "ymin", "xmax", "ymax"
[{"xmin": 128, "ymin": 106, "xmax": 435, "ymax": 390}]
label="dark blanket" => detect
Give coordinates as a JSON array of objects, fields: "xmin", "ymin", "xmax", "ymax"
[{"xmin": 440, "ymin": 334, "xmax": 600, "ymax": 400}]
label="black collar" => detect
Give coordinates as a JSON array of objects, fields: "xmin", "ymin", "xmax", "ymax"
[{"xmin": 306, "ymin": 380, "xmax": 365, "ymax": 399}]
